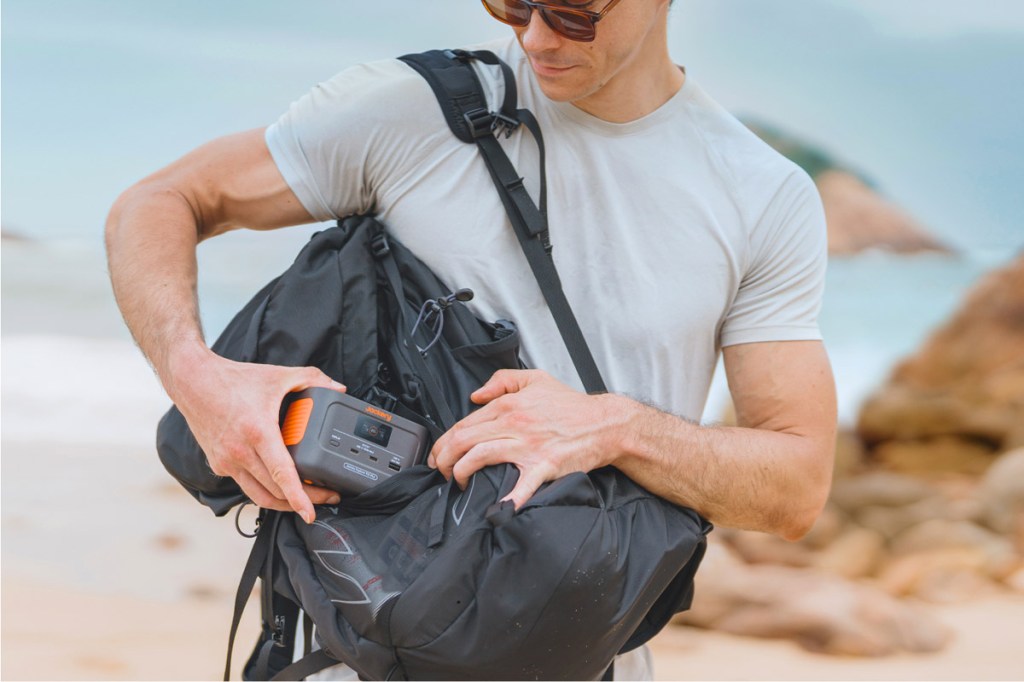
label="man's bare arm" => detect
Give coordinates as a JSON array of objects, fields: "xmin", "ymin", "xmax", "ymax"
[
  {"xmin": 610, "ymin": 340, "xmax": 836, "ymax": 539},
  {"xmin": 106, "ymin": 129, "xmax": 308, "ymax": 374},
  {"xmin": 429, "ymin": 340, "xmax": 836, "ymax": 540},
  {"xmin": 105, "ymin": 128, "xmax": 345, "ymax": 522}
]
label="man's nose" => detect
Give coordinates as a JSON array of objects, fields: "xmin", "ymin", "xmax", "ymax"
[{"xmin": 519, "ymin": 8, "xmax": 564, "ymax": 52}]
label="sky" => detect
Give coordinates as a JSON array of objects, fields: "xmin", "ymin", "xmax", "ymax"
[{"xmin": 2, "ymin": 0, "xmax": 1022, "ymax": 253}]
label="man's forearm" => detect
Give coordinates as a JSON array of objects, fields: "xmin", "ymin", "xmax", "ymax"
[
  {"xmin": 105, "ymin": 184, "xmax": 213, "ymax": 399},
  {"xmin": 605, "ymin": 395, "xmax": 834, "ymax": 540}
]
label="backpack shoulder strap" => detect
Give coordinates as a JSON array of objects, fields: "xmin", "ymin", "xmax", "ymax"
[
  {"xmin": 397, "ymin": 49, "xmax": 607, "ymax": 395},
  {"xmin": 398, "ymin": 49, "xmax": 519, "ymax": 143}
]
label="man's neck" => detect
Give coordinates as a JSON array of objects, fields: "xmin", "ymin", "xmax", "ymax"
[
  {"xmin": 571, "ymin": 56, "xmax": 685, "ymax": 123},
  {"xmin": 569, "ymin": 9, "xmax": 684, "ymax": 124}
]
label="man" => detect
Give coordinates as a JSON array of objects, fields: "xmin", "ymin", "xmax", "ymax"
[{"xmin": 107, "ymin": 0, "xmax": 836, "ymax": 677}]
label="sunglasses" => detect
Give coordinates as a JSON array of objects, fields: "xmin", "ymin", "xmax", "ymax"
[{"xmin": 481, "ymin": 0, "xmax": 626, "ymax": 42}]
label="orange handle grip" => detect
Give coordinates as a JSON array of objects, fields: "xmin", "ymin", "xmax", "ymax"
[{"xmin": 281, "ymin": 398, "xmax": 314, "ymax": 446}]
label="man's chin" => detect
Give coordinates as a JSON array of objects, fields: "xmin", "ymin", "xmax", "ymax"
[{"xmin": 533, "ymin": 77, "xmax": 585, "ymax": 103}]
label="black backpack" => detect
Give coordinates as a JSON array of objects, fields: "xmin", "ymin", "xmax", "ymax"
[{"xmin": 156, "ymin": 49, "xmax": 711, "ymax": 681}]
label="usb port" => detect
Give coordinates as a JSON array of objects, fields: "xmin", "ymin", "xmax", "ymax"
[
  {"xmin": 350, "ymin": 448, "xmax": 360, "ymax": 455},
  {"xmin": 388, "ymin": 462, "xmax": 401, "ymax": 472}
]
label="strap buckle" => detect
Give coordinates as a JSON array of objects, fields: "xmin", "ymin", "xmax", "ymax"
[
  {"xmin": 272, "ymin": 615, "xmax": 288, "ymax": 647},
  {"xmin": 443, "ymin": 48, "xmax": 471, "ymax": 62},
  {"xmin": 463, "ymin": 108, "xmax": 520, "ymax": 140},
  {"xmin": 492, "ymin": 112, "xmax": 520, "ymax": 138},
  {"xmin": 463, "ymin": 108, "xmax": 494, "ymax": 139},
  {"xmin": 540, "ymin": 230, "xmax": 553, "ymax": 254},
  {"xmin": 370, "ymin": 232, "xmax": 391, "ymax": 259}
]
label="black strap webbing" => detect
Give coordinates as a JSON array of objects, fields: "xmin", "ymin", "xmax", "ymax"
[
  {"xmin": 473, "ymin": 130, "xmax": 606, "ymax": 394},
  {"xmin": 224, "ymin": 511, "xmax": 277, "ymax": 680},
  {"xmin": 302, "ymin": 614, "xmax": 314, "ymax": 658},
  {"xmin": 269, "ymin": 649, "xmax": 338, "ymax": 681},
  {"xmin": 399, "ymin": 49, "xmax": 607, "ymax": 395}
]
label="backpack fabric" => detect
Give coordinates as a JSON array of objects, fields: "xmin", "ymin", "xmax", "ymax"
[
  {"xmin": 274, "ymin": 462, "xmax": 708, "ymax": 681},
  {"xmin": 156, "ymin": 214, "xmax": 522, "ymax": 516},
  {"xmin": 154, "ymin": 49, "xmax": 712, "ymax": 681}
]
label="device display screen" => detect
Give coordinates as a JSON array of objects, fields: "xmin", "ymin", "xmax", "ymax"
[{"xmin": 355, "ymin": 415, "xmax": 392, "ymax": 447}]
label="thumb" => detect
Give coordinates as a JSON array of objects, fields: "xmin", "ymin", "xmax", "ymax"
[{"xmin": 291, "ymin": 366, "xmax": 346, "ymax": 394}]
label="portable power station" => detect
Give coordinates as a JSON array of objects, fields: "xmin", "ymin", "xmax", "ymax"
[{"xmin": 280, "ymin": 387, "xmax": 429, "ymax": 497}]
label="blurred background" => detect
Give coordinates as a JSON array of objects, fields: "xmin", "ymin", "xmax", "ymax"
[{"xmin": 2, "ymin": 1, "xmax": 1022, "ymax": 679}]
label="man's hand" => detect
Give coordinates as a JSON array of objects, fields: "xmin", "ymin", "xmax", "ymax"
[
  {"xmin": 428, "ymin": 342, "xmax": 835, "ymax": 540},
  {"xmin": 169, "ymin": 348, "xmax": 346, "ymax": 524},
  {"xmin": 428, "ymin": 369, "xmax": 619, "ymax": 509},
  {"xmin": 105, "ymin": 128, "xmax": 341, "ymax": 523}
]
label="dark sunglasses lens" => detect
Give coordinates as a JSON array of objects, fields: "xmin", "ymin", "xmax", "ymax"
[
  {"xmin": 542, "ymin": 8, "xmax": 596, "ymax": 41},
  {"xmin": 483, "ymin": 0, "xmax": 532, "ymax": 26}
]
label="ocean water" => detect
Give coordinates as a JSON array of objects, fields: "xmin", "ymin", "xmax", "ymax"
[
  {"xmin": 2, "ymin": 0, "xmax": 1022, "ymax": 426},
  {"xmin": 3, "ymin": 0, "xmax": 1022, "ymax": 250}
]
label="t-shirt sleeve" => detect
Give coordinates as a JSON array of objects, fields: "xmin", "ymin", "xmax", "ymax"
[
  {"xmin": 264, "ymin": 59, "xmax": 440, "ymax": 222},
  {"xmin": 719, "ymin": 168, "xmax": 828, "ymax": 347}
]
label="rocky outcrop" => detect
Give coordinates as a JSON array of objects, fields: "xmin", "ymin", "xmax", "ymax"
[
  {"xmin": 680, "ymin": 258, "xmax": 1024, "ymax": 655},
  {"xmin": 1, "ymin": 227, "xmax": 29, "ymax": 241},
  {"xmin": 674, "ymin": 540, "xmax": 953, "ymax": 656},
  {"xmin": 746, "ymin": 121, "xmax": 949, "ymax": 256},
  {"xmin": 676, "ymin": 463, "xmax": 1024, "ymax": 654},
  {"xmin": 815, "ymin": 170, "xmax": 949, "ymax": 256},
  {"xmin": 857, "ymin": 254, "xmax": 1024, "ymax": 473}
]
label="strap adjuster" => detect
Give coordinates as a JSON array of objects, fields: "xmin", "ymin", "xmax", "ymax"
[
  {"xmin": 370, "ymin": 232, "xmax": 391, "ymax": 259},
  {"xmin": 443, "ymin": 48, "xmax": 471, "ymax": 62},
  {"xmin": 463, "ymin": 108, "xmax": 494, "ymax": 139}
]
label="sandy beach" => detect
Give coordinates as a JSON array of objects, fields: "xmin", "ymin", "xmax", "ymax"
[{"xmin": 3, "ymin": 239, "xmax": 1023, "ymax": 681}]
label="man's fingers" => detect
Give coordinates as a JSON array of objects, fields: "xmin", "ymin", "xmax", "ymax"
[
  {"xmin": 451, "ymin": 439, "xmax": 518, "ymax": 488},
  {"xmin": 247, "ymin": 366, "xmax": 344, "ymax": 521},
  {"xmin": 267, "ymin": 457, "xmax": 316, "ymax": 524},
  {"xmin": 234, "ymin": 470, "xmax": 291, "ymax": 512},
  {"xmin": 251, "ymin": 434, "xmax": 316, "ymax": 524},
  {"xmin": 236, "ymin": 466, "xmax": 338, "ymax": 512},
  {"xmin": 470, "ymin": 369, "xmax": 539, "ymax": 404},
  {"xmin": 501, "ymin": 467, "xmax": 546, "ymax": 511},
  {"xmin": 303, "ymin": 483, "xmax": 342, "ymax": 506},
  {"xmin": 430, "ymin": 415, "xmax": 515, "ymax": 477}
]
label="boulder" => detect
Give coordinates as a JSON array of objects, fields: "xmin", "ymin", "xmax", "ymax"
[
  {"xmin": 833, "ymin": 429, "xmax": 867, "ymax": 479},
  {"xmin": 858, "ymin": 254, "xmax": 1024, "ymax": 462},
  {"xmin": 976, "ymin": 448, "xmax": 1024, "ymax": 545},
  {"xmin": 813, "ymin": 526, "xmax": 886, "ymax": 579},
  {"xmin": 829, "ymin": 470, "xmax": 938, "ymax": 512},
  {"xmin": 798, "ymin": 502, "xmax": 847, "ymax": 551},
  {"xmin": 854, "ymin": 496, "xmax": 953, "ymax": 541},
  {"xmin": 872, "ymin": 436, "xmax": 995, "ymax": 476},
  {"xmin": 718, "ymin": 528, "xmax": 815, "ymax": 567},
  {"xmin": 877, "ymin": 549, "xmax": 1004, "ymax": 603},
  {"xmin": 889, "ymin": 519, "xmax": 1019, "ymax": 581},
  {"xmin": 1007, "ymin": 565, "xmax": 1024, "ymax": 593},
  {"xmin": 676, "ymin": 542, "xmax": 951, "ymax": 656}
]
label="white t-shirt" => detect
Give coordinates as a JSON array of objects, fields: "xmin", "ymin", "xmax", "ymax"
[{"xmin": 266, "ymin": 36, "xmax": 825, "ymax": 422}]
